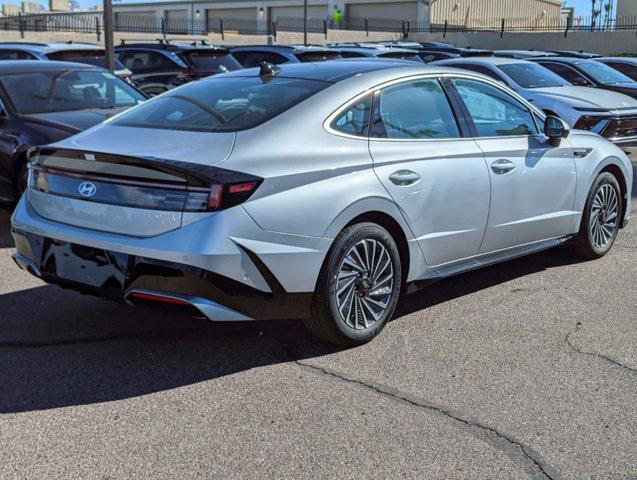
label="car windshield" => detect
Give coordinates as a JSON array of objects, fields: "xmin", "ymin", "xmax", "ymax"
[
  {"xmin": 46, "ymin": 50, "xmax": 128, "ymax": 71},
  {"xmin": 111, "ymin": 76, "xmax": 330, "ymax": 132},
  {"xmin": 575, "ymin": 61, "xmax": 634, "ymax": 85},
  {"xmin": 498, "ymin": 62, "xmax": 569, "ymax": 88},
  {"xmin": 182, "ymin": 50, "xmax": 242, "ymax": 71},
  {"xmin": 1, "ymin": 69, "xmax": 145, "ymax": 114}
]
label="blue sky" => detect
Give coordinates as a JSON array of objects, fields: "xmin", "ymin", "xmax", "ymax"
[{"xmin": 5, "ymin": 0, "xmax": 619, "ymax": 17}]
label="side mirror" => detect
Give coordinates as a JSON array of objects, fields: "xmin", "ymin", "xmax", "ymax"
[{"xmin": 544, "ymin": 115, "xmax": 570, "ymax": 145}]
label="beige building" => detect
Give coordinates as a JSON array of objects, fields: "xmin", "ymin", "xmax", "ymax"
[
  {"xmin": 21, "ymin": 0, "xmax": 43, "ymax": 12},
  {"xmin": 617, "ymin": 0, "xmax": 637, "ymax": 17},
  {"xmin": 112, "ymin": 0, "xmax": 562, "ymax": 26},
  {"xmin": 2, "ymin": 3, "xmax": 19, "ymax": 14},
  {"xmin": 49, "ymin": 0, "xmax": 69, "ymax": 11}
]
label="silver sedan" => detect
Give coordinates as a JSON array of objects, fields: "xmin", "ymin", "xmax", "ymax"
[{"xmin": 11, "ymin": 60, "xmax": 633, "ymax": 345}]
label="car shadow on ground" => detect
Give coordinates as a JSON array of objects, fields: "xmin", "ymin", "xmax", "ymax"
[
  {"xmin": 0, "ymin": 244, "xmax": 588, "ymax": 415},
  {"xmin": 1, "ymin": 162, "xmax": 634, "ymax": 414}
]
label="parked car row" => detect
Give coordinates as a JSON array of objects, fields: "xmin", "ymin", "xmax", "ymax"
[
  {"xmin": 10, "ymin": 58, "xmax": 633, "ymax": 345},
  {"xmin": 0, "ymin": 39, "xmax": 635, "ymax": 205}
]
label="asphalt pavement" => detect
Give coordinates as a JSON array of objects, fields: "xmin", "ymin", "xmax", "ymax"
[{"xmin": 0, "ymin": 157, "xmax": 635, "ymax": 479}]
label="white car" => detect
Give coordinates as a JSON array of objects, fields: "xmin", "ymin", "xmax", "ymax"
[{"xmin": 433, "ymin": 56, "xmax": 637, "ymax": 145}]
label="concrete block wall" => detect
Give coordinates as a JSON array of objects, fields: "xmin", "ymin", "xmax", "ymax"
[{"xmin": 0, "ymin": 28, "xmax": 634, "ymax": 55}]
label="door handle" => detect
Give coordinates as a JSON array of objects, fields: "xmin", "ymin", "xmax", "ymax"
[
  {"xmin": 389, "ymin": 170, "xmax": 421, "ymax": 186},
  {"xmin": 490, "ymin": 159, "xmax": 516, "ymax": 174}
]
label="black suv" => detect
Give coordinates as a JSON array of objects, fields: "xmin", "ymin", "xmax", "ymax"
[
  {"xmin": 115, "ymin": 40, "xmax": 242, "ymax": 96},
  {"xmin": 230, "ymin": 45, "xmax": 342, "ymax": 67}
]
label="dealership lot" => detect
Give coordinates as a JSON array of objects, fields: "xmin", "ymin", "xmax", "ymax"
[{"xmin": 0, "ymin": 157, "xmax": 635, "ymax": 479}]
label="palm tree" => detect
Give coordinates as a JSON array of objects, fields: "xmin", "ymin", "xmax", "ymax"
[{"xmin": 603, "ymin": 1, "xmax": 613, "ymax": 30}]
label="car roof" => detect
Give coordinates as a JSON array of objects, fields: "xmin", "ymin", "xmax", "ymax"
[
  {"xmin": 495, "ymin": 50, "xmax": 557, "ymax": 57},
  {"xmin": 219, "ymin": 59, "xmax": 436, "ymax": 82},
  {"xmin": 550, "ymin": 50, "xmax": 600, "ymax": 57},
  {"xmin": 531, "ymin": 57, "xmax": 593, "ymax": 65},
  {"xmin": 116, "ymin": 41, "xmax": 227, "ymax": 52},
  {"xmin": 0, "ymin": 41, "xmax": 102, "ymax": 53},
  {"xmin": 433, "ymin": 56, "xmax": 527, "ymax": 66},
  {"xmin": 595, "ymin": 57, "xmax": 637, "ymax": 64},
  {"xmin": 332, "ymin": 45, "xmax": 418, "ymax": 54},
  {"xmin": 0, "ymin": 59, "xmax": 100, "ymax": 73},
  {"xmin": 230, "ymin": 45, "xmax": 338, "ymax": 54}
]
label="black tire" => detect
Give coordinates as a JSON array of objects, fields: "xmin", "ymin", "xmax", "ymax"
[
  {"xmin": 571, "ymin": 172, "xmax": 622, "ymax": 259},
  {"xmin": 304, "ymin": 222, "xmax": 402, "ymax": 346}
]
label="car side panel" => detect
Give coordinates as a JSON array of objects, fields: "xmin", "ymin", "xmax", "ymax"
[{"xmin": 370, "ymin": 138, "xmax": 491, "ymax": 266}]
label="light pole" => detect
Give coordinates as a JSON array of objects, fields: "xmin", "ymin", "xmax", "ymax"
[
  {"xmin": 103, "ymin": 0, "xmax": 115, "ymax": 72},
  {"xmin": 303, "ymin": 0, "xmax": 308, "ymax": 46}
]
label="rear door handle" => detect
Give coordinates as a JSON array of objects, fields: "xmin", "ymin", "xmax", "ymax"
[
  {"xmin": 389, "ymin": 170, "xmax": 421, "ymax": 186},
  {"xmin": 490, "ymin": 159, "xmax": 516, "ymax": 174}
]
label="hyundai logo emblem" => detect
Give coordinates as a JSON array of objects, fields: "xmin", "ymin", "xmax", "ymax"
[{"xmin": 78, "ymin": 181, "xmax": 97, "ymax": 198}]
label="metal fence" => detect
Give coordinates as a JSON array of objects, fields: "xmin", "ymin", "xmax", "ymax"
[{"xmin": 0, "ymin": 11, "xmax": 635, "ymax": 39}]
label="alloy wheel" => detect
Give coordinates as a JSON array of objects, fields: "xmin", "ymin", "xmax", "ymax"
[
  {"xmin": 589, "ymin": 183, "xmax": 619, "ymax": 249},
  {"xmin": 335, "ymin": 239, "xmax": 395, "ymax": 330}
]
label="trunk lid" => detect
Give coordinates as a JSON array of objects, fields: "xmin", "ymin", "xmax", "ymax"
[
  {"xmin": 27, "ymin": 142, "xmax": 238, "ymax": 237},
  {"xmin": 56, "ymin": 125, "xmax": 235, "ymax": 167}
]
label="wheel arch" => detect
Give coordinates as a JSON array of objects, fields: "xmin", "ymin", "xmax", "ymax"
[
  {"xmin": 344, "ymin": 211, "xmax": 411, "ymax": 283},
  {"xmin": 599, "ymin": 162, "xmax": 629, "ymax": 228},
  {"xmin": 322, "ymin": 197, "xmax": 426, "ymax": 284}
]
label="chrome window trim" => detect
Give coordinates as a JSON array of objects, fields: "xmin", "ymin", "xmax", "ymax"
[{"xmin": 324, "ymin": 72, "xmax": 546, "ymax": 143}]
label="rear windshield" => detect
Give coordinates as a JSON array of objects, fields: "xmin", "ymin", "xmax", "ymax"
[
  {"xmin": 295, "ymin": 51, "xmax": 343, "ymax": 62},
  {"xmin": 111, "ymin": 76, "xmax": 330, "ymax": 132},
  {"xmin": 1, "ymin": 69, "xmax": 144, "ymax": 114},
  {"xmin": 46, "ymin": 50, "xmax": 127, "ymax": 71},
  {"xmin": 499, "ymin": 62, "xmax": 569, "ymax": 88},
  {"xmin": 377, "ymin": 52, "xmax": 424, "ymax": 62},
  {"xmin": 182, "ymin": 51, "xmax": 242, "ymax": 71}
]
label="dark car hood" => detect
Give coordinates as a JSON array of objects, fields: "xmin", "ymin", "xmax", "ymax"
[{"xmin": 22, "ymin": 107, "xmax": 129, "ymax": 133}]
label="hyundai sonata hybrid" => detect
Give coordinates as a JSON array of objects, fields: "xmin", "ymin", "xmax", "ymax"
[{"xmin": 11, "ymin": 61, "xmax": 633, "ymax": 345}]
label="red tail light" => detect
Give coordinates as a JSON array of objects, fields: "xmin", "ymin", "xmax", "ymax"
[
  {"xmin": 207, "ymin": 181, "xmax": 260, "ymax": 211},
  {"xmin": 129, "ymin": 292, "xmax": 190, "ymax": 305}
]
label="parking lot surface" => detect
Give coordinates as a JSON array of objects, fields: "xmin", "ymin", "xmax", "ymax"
[{"xmin": 1, "ymin": 157, "xmax": 635, "ymax": 479}]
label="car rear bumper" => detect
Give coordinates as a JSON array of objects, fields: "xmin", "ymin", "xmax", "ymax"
[
  {"xmin": 10, "ymin": 192, "xmax": 330, "ymax": 321},
  {"xmin": 11, "ymin": 228, "xmax": 313, "ymax": 321}
]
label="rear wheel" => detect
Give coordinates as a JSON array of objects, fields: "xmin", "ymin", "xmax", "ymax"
[
  {"xmin": 571, "ymin": 172, "xmax": 622, "ymax": 259},
  {"xmin": 305, "ymin": 222, "xmax": 402, "ymax": 346}
]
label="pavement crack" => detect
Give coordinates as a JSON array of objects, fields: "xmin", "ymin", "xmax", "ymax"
[
  {"xmin": 296, "ymin": 360, "xmax": 560, "ymax": 480},
  {"xmin": 565, "ymin": 324, "xmax": 635, "ymax": 373}
]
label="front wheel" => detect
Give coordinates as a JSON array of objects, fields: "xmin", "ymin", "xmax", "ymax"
[
  {"xmin": 304, "ymin": 222, "xmax": 402, "ymax": 346},
  {"xmin": 571, "ymin": 172, "xmax": 622, "ymax": 259}
]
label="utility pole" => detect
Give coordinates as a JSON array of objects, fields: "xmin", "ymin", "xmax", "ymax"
[
  {"xmin": 103, "ymin": 0, "xmax": 115, "ymax": 71},
  {"xmin": 303, "ymin": 0, "xmax": 308, "ymax": 46}
]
